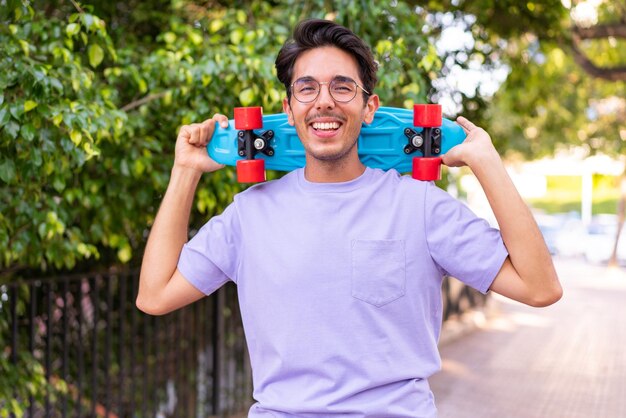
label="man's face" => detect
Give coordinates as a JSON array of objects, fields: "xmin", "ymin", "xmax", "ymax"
[{"xmin": 283, "ymin": 46, "xmax": 379, "ymax": 164}]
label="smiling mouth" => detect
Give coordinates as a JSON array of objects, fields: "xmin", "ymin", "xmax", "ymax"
[{"xmin": 311, "ymin": 122, "xmax": 341, "ymax": 131}]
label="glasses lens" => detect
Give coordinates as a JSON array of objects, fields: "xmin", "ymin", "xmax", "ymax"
[
  {"xmin": 330, "ymin": 79, "xmax": 357, "ymax": 102},
  {"xmin": 292, "ymin": 79, "xmax": 319, "ymax": 103},
  {"xmin": 291, "ymin": 78, "xmax": 361, "ymax": 103}
]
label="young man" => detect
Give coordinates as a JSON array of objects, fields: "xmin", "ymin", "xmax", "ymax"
[{"xmin": 137, "ymin": 19, "xmax": 562, "ymax": 417}]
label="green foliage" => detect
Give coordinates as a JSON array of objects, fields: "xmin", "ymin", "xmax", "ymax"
[
  {"xmin": 0, "ymin": 0, "xmax": 442, "ymax": 276},
  {"xmin": 1, "ymin": 1, "xmax": 125, "ymax": 272},
  {"xmin": 2, "ymin": 0, "xmax": 621, "ymax": 276},
  {"xmin": 433, "ymin": 0, "xmax": 568, "ymax": 39},
  {"xmin": 488, "ymin": 40, "xmax": 625, "ymax": 159},
  {"xmin": 0, "ymin": 351, "xmax": 69, "ymax": 417},
  {"xmin": 412, "ymin": 0, "xmax": 624, "ymax": 163},
  {"xmin": 482, "ymin": 1, "xmax": 626, "ymax": 159},
  {"xmin": 0, "ymin": 284, "xmax": 67, "ymax": 415}
]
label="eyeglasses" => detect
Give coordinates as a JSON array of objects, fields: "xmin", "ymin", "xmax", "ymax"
[{"xmin": 290, "ymin": 77, "xmax": 371, "ymax": 103}]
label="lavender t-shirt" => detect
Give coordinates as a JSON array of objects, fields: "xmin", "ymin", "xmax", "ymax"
[{"xmin": 178, "ymin": 167, "xmax": 508, "ymax": 417}]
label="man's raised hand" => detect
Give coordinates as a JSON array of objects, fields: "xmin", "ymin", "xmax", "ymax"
[
  {"xmin": 174, "ymin": 114, "xmax": 230, "ymax": 173},
  {"xmin": 442, "ymin": 116, "xmax": 500, "ymax": 169}
]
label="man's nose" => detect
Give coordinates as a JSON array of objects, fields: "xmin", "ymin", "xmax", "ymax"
[{"xmin": 315, "ymin": 83, "xmax": 335, "ymax": 109}]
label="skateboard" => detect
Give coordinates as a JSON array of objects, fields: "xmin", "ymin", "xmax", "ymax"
[{"xmin": 207, "ymin": 105, "xmax": 466, "ymax": 183}]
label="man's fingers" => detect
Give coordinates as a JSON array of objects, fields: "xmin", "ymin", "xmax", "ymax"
[
  {"xmin": 212, "ymin": 113, "xmax": 229, "ymax": 129},
  {"xmin": 178, "ymin": 125, "xmax": 192, "ymax": 141},
  {"xmin": 189, "ymin": 123, "xmax": 202, "ymax": 145},
  {"xmin": 179, "ymin": 114, "xmax": 228, "ymax": 148},
  {"xmin": 199, "ymin": 121, "xmax": 210, "ymax": 146},
  {"xmin": 456, "ymin": 116, "xmax": 477, "ymax": 133}
]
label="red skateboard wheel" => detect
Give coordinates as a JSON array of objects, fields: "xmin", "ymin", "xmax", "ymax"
[
  {"xmin": 413, "ymin": 104, "xmax": 442, "ymax": 128},
  {"xmin": 234, "ymin": 106, "xmax": 263, "ymax": 130},
  {"xmin": 412, "ymin": 157, "xmax": 442, "ymax": 181},
  {"xmin": 236, "ymin": 159, "xmax": 266, "ymax": 183}
]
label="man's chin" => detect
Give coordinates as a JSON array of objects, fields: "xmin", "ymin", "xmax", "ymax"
[
  {"xmin": 311, "ymin": 152, "xmax": 345, "ymax": 162},
  {"xmin": 305, "ymin": 142, "xmax": 358, "ymax": 163},
  {"xmin": 307, "ymin": 149, "xmax": 352, "ymax": 163}
]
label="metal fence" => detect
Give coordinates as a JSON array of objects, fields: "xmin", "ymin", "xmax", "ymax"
[
  {"xmin": 2, "ymin": 270, "xmax": 485, "ymax": 418},
  {"xmin": 442, "ymin": 275, "xmax": 489, "ymax": 322},
  {"xmin": 2, "ymin": 270, "xmax": 251, "ymax": 417}
]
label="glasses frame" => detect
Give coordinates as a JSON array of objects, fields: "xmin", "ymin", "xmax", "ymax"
[{"xmin": 290, "ymin": 77, "xmax": 371, "ymax": 104}]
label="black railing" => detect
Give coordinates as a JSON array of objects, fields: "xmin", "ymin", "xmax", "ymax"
[
  {"xmin": 2, "ymin": 270, "xmax": 251, "ymax": 417},
  {"xmin": 442, "ymin": 275, "xmax": 489, "ymax": 322},
  {"xmin": 2, "ymin": 271, "xmax": 485, "ymax": 418}
]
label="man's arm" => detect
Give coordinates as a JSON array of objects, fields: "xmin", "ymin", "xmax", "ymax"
[
  {"xmin": 443, "ymin": 117, "xmax": 562, "ymax": 307},
  {"xmin": 136, "ymin": 114, "xmax": 229, "ymax": 315}
]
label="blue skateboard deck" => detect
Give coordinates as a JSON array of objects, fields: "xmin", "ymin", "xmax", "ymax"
[{"xmin": 207, "ymin": 106, "xmax": 466, "ymax": 174}]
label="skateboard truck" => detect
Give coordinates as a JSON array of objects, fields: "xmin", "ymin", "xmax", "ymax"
[
  {"xmin": 234, "ymin": 107, "xmax": 274, "ymax": 183},
  {"xmin": 404, "ymin": 104, "xmax": 443, "ymax": 181}
]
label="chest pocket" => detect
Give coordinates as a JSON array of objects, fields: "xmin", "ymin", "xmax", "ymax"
[{"xmin": 351, "ymin": 239, "xmax": 406, "ymax": 307}]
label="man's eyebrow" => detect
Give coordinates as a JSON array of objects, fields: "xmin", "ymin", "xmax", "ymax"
[
  {"xmin": 294, "ymin": 75, "xmax": 316, "ymax": 82},
  {"xmin": 333, "ymin": 75, "xmax": 356, "ymax": 82},
  {"xmin": 293, "ymin": 75, "xmax": 357, "ymax": 82}
]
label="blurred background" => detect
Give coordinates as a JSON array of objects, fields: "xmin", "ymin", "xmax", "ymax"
[{"xmin": 0, "ymin": 0, "xmax": 624, "ymax": 417}]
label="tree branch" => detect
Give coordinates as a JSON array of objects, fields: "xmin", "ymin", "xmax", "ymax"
[
  {"xmin": 573, "ymin": 23, "xmax": 626, "ymax": 39},
  {"xmin": 69, "ymin": 0, "xmax": 84, "ymax": 14},
  {"xmin": 570, "ymin": 34, "xmax": 626, "ymax": 81},
  {"xmin": 120, "ymin": 92, "xmax": 169, "ymax": 112},
  {"xmin": 0, "ymin": 264, "xmax": 28, "ymax": 281}
]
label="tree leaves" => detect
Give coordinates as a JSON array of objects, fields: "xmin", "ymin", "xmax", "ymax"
[
  {"xmin": 239, "ymin": 88, "xmax": 256, "ymax": 107},
  {"xmin": 65, "ymin": 23, "xmax": 80, "ymax": 37},
  {"xmin": 1, "ymin": 1, "xmax": 125, "ymax": 273},
  {"xmin": 3, "ymin": 121, "xmax": 20, "ymax": 139},
  {"xmin": 0, "ymin": 107, "xmax": 8, "ymax": 124},
  {"xmin": 485, "ymin": 1, "xmax": 626, "ymax": 159},
  {"xmin": 88, "ymin": 44, "xmax": 104, "ymax": 68},
  {"xmin": 0, "ymin": 0, "xmax": 491, "ymax": 276},
  {"xmin": 69, "ymin": 130, "xmax": 82, "ymax": 145},
  {"xmin": 23, "ymin": 100, "xmax": 38, "ymax": 112},
  {"xmin": 0, "ymin": 159, "xmax": 16, "ymax": 183}
]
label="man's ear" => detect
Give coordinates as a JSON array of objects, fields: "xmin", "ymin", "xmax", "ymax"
[
  {"xmin": 363, "ymin": 94, "xmax": 380, "ymax": 124},
  {"xmin": 283, "ymin": 97, "xmax": 295, "ymax": 126}
]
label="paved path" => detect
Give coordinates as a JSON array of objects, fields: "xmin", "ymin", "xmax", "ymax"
[{"xmin": 430, "ymin": 258, "xmax": 626, "ymax": 418}]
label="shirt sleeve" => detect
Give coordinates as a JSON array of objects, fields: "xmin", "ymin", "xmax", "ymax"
[
  {"xmin": 423, "ymin": 182, "xmax": 508, "ymax": 293},
  {"xmin": 177, "ymin": 201, "xmax": 242, "ymax": 295}
]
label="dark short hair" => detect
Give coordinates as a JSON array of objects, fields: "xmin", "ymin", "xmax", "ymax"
[{"xmin": 275, "ymin": 19, "xmax": 378, "ymax": 102}]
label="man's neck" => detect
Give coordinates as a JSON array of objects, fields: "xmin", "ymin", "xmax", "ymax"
[{"xmin": 303, "ymin": 157, "xmax": 366, "ymax": 183}]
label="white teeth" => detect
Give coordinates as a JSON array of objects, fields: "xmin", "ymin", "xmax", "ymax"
[{"xmin": 312, "ymin": 122, "xmax": 340, "ymax": 130}]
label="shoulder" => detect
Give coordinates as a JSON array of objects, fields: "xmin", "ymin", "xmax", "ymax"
[
  {"xmin": 376, "ymin": 168, "xmax": 431, "ymax": 199},
  {"xmin": 386, "ymin": 172, "xmax": 466, "ymax": 216},
  {"xmin": 233, "ymin": 169, "xmax": 298, "ymax": 204}
]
